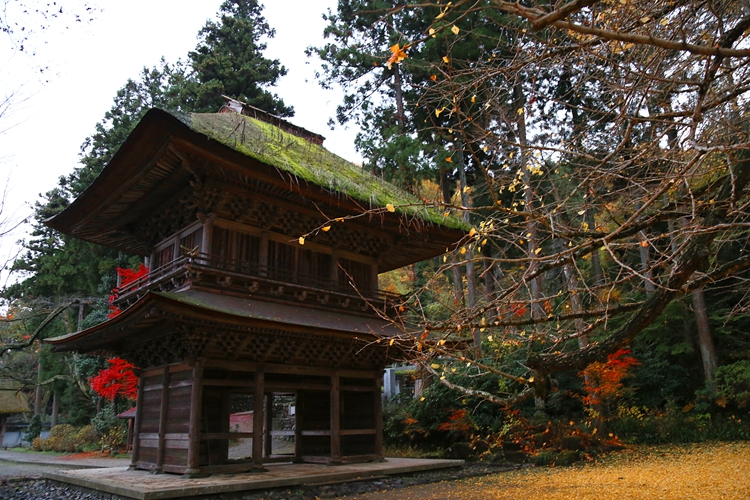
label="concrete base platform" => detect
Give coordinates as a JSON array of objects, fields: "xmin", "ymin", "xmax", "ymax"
[{"xmin": 43, "ymin": 458, "xmax": 464, "ymax": 500}]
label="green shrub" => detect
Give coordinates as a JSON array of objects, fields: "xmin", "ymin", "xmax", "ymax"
[
  {"xmin": 24, "ymin": 414, "xmax": 43, "ymax": 443},
  {"xmin": 715, "ymin": 360, "xmax": 750, "ymax": 409},
  {"xmin": 91, "ymin": 405, "xmax": 127, "ymax": 452},
  {"xmin": 610, "ymin": 401, "xmax": 750, "ymax": 444},
  {"xmin": 30, "ymin": 424, "xmax": 102, "ymax": 453}
]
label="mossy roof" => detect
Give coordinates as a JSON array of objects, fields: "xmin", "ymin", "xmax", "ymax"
[
  {"xmin": 187, "ymin": 112, "xmax": 467, "ymax": 230},
  {"xmin": 0, "ymin": 379, "xmax": 31, "ymax": 414}
]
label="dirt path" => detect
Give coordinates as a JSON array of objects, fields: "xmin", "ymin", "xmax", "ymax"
[{"xmin": 342, "ymin": 442, "xmax": 750, "ymax": 500}]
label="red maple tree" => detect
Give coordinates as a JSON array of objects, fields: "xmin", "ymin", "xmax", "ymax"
[
  {"xmin": 108, "ymin": 264, "xmax": 149, "ymax": 318},
  {"xmin": 89, "ymin": 358, "xmax": 138, "ymax": 401},
  {"xmin": 581, "ymin": 348, "xmax": 639, "ymax": 408}
]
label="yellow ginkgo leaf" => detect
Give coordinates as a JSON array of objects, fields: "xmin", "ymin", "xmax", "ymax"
[
  {"xmin": 335, "ymin": 217, "xmax": 345, "ymax": 222},
  {"xmin": 321, "ymin": 226, "xmax": 331, "ymax": 232},
  {"xmin": 429, "ymin": 27, "xmax": 436, "ymax": 35},
  {"xmin": 298, "ymin": 236, "xmax": 305, "ymax": 245},
  {"xmin": 451, "ymin": 25, "xmax": 460, "ymax": 35},
  {"xmin": 471, "ymin": 95, "xmax": 476, "ymax": 103},
  {"xmin": 389, "ymin": 339, "xmax": 395, "ymax": 346},
  {"xmin": 435, "ymin": 107, "xmax": 445, "ymax": 117},
  {"xmin": 442, "ymin": 56, "xmax": 450, "ymax": 64},
  {"xmin": 439, "ymin": 339, "xmax": 446, "ymax": 345},
  {"xmin": 386, "ymin": 203, "xmax": 396, "ymax": 212},
  {"xmin": 445, "ymin": 156, "xmax": 453, "ymax": 163},
  {"xmin": 431, "ymin": 363, "xmax": 441, "ymax": 369},
  {"xmin": 534, "ymin": 247, "xmax": 542, "ymax": 254},
  {"xmin": 517, "ymin": 108, "xmax": 524, "ymax": 115},
  {"xmin": 469, "ymin": 227, "xmax": 478, "ymax": 237}
]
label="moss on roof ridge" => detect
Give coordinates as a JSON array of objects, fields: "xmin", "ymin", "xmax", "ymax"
[{"xmin": 187, "ymin": 112, "xmax": 466, "ymax": 230}]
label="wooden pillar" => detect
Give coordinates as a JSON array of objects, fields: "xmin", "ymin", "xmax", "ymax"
[
  {"xmin": 172, "ymin": 234, "xmax": 181, "ymax": 261},
  {"xmin": 330, "ymin": 373, "xmax": 341, "ymax": 463},
  {"xmin": 252, "ymin": 370, "xmax": 265, "ymax": 469},
  {"xmin": 259, "ymin": 232, "xmax": 269, "ymax": 277},
  {"xmin": 264, "ymin": 393, "xmax": 273, "ymax": 457},
  {"xmin": 155, "ymin": 367, "xmax": 170, "ymax": 472},
  {"xmin": 200, "ymin": 213, "xmax": 215, "ymax": 260},
  {"xmin": 294, "ymin": 392, "xmax": 302, "ymax": 461},
  {"xmin": 373, "ymin": 372, "xmax": 384, "ymax": 459},
  {"xmin": 370, "ymin": 263, "xmax": 379, "ymax": 297},
  {"xmin": 331, "ymin": 251, "xmax": 339, "ymax": 290},
  {"xmin": 129, "ymin": 370, "xmax": 146, "ymax": 469},
  {"xmin": 186, "ymin": 360, "xmax": 204, "ymax": 474}
]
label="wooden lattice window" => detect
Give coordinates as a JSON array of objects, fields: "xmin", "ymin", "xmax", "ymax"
[
  {"xmin": 338, "ymin": 258, "xmax": 372, "ymax": 293},
  {"xmin": 267, "ymin": 240, "xmax": 295, "ymax": 281},
  {"xmin": 298, "ymin": 249, "xmax": 332, "ymax": 286}
]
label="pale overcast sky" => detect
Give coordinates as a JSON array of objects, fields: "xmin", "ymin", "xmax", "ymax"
[{"xmin": 0, "ymin": 0, "xmax": 361, "ymax": 286}]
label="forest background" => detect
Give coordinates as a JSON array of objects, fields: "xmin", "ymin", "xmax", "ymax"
[{"xmin": 2, "ymin": 0, "xmax": 750, "ymax": 458}]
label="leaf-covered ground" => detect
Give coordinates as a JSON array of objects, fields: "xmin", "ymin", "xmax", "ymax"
[{"xmin": 344, "ymin": 442, "xmax": 750, "ymax": 499}]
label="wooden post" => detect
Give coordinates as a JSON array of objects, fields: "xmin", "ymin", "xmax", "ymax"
[
  {"xmin": 129, "ymin": 370, "xmax": 146, "ymax": 469},
  {"xmin": 264, "ymin": 393, "xmax": 273, "ymax": 457},
  {"xmin": 259, "ymin": 232, "xmax": 269, "ymax": 277},
  {"xmin": 294, "ymin": 392, "xmax": 302, "ymax": 461},
  {"xmin": 200, "ymin": 213, "xmax": 215, "ymax": 260},
  {"xmin": 155, "ymin": 367, "xmax": 170, "ymax": 472},
  {"xmin": 370, "ymin": 263, "xmax": 379, "ymax": 297},
  {"xmin": 331, "ymin": 251, "xmax": 339, "ymax": 290},
  {"xmin": 330, "ymin": 373, "xmax": 341, "ymax": 463},
  {"xmin": 172, "ymin": 234, "xmax": 181, "ymax": 261},
  {"xmin": 252, "ymin": 370, "xmax": 265, "ymax": 469},
  {"xmin": 186, "ymin": 360, "xmax": 204, "ymax": 474},
  {"xmin": 373, "ymin": 372, "xmax": 384, "ymax": 459}
]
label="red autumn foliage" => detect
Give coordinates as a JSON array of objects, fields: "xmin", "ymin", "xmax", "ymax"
[
  {"xmin": 89, "ymin": 358, "xmax": 138, "ymax": 401},
  {"xmin": 108, "ymin": 264, "xmax": 149, "ymax": 318},
  {"xmin": 581, "ymin": 349, "xmax": 639, "ymax": 408},
  {"xmin": 437, "ymin": 409, "xmax": 473, "ymax": 433}
]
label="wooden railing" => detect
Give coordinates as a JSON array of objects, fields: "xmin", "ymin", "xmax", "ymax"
[{"xmin": 111, "ymin": 253, "xmax": 401, "ymax": 315}]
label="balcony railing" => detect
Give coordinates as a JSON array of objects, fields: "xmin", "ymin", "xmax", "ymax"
[{"xmin": 111, "ymin": 253, "xmax": 402, "ymax": 316}]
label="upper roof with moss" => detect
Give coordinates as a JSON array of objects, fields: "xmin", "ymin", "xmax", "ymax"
[
  {"xmin": 187, "ymin": 111, "xmax": 465, "ymax": 229},
  {"xmin": 46, "ymin": 106, "xmax": 465, "ymax": 270}
]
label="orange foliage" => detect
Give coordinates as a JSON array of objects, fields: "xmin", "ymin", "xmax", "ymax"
[
  {"xmin": 437, "ymin": 409, "xmax": 473, "ymax": 433},
  {"xmin": 581, "ymin": 349, "xmax": 639, "ymax": 408}
]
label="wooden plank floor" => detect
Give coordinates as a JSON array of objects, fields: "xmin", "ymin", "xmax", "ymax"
[{"xmin": 43, "ymin": 457, "xmax": 464, "ymax": 500}]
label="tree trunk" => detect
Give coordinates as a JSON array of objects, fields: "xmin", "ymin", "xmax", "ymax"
[
  {"xmin": 0, "ymin": 416, "xmax": 6, "ymax": 449},
  {"xmin": 442, "ymin": 164, "xmax": 464, "ymax": 306},
  {"xmin": 514, "ymin": 82, "xmax": 546, "ymax": 412},
  {"xmin": 393, "ymin": 66, "xmax": 405, "ymax": 135},
  {"xmin": 692, "ymin": 287, "xmax": 718, "ymax": 390},
  {"xmin": 51, "ymin": 392, "xmax": 58, "ymax": 428},
  {"xmin": 671, "ymin": 209, "xmax": 718, "ymax": 391},
  {"xmin": 482, "ymin": 244, "xmax": 496, "ymax": 323},
  {"xmin": 456, "ymin": 139, "xmax": 479, "ymax": 357}
]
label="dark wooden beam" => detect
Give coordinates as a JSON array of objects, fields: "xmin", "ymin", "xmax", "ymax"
[
  {"xmin": 155, "ymin": 366, "xmax": 170, "ymax": 472},
  {"xmin": 252, "ymin": 370, "xmax": 265, "ymax": 470},
  {"xmin": 186, "ymin": 359, "xmax": 204, "ymax": 474},
  {"xmin": 129, "ymin": 371, "xmax": 146, "ymax": 469},
  {"xmin": 330, "ymin": 373, "xmax": 341, "ymax": 464}
]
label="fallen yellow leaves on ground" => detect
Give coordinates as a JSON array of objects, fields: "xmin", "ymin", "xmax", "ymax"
[{"xmin": 346, "ymin": 442, "xmax": 750, "ymax": 500}]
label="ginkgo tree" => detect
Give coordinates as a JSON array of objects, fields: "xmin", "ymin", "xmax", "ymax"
[{"xmin": 322, "ymin": 0, "xmax": 750, "ymax": 415}]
